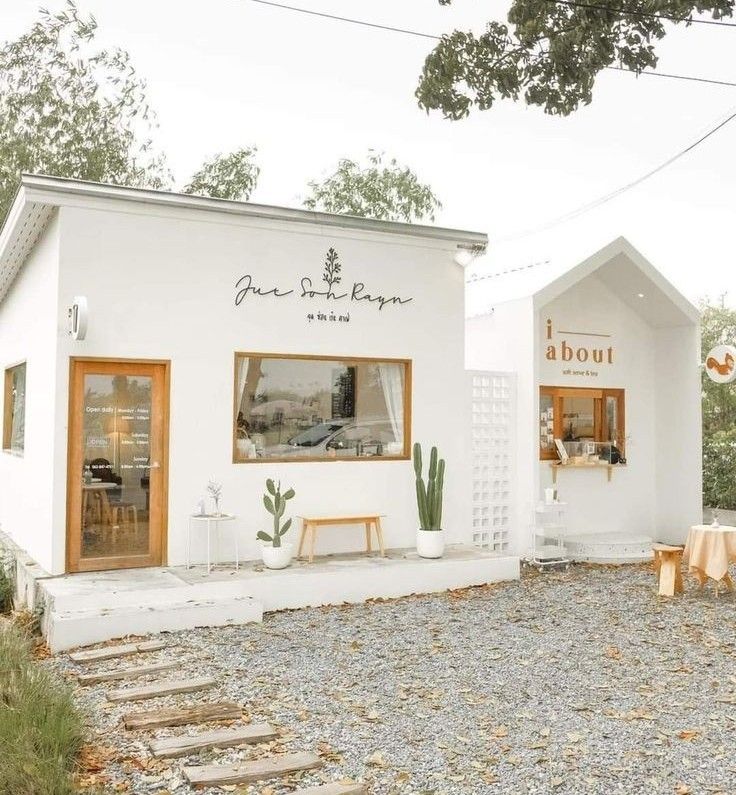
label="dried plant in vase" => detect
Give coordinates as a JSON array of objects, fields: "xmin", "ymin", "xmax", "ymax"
[{"xmin": 207, "ymin": 480, "xmax": 223, "ymax": 516}]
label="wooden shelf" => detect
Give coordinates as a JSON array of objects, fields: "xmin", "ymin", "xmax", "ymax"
[{"xmin": 549, "ymin": 462, "xmax": 622, "ymax": 483}]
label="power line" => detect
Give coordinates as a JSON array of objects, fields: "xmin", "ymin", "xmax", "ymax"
[
  {"xmin": 492, "ymin": 104, "xmax": 736, "ymax": 243},
  {"xmin": 248, "ymin": 0, "xmax": 439, "ymax": 39},
  {"xmin": 607, "ymin": 65, "xmax": 736, "ymax": 88},
  {"xmin": 467, "ymin": 260, "xmax": 551, "ymax": 283},
  {"xmin": 248, "ymin": 0, "xmax": 736, "ymax": 89},
  {"xmin": 548, "ymin": 0, "xmax": 736, "ymax": 28}
]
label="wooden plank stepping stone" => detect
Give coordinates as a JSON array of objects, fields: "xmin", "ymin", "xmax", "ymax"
[
  {"xmin": 78, "ymin": 660, "xmax": 179, "ymax": 686},
  {"xmin": 184, "ymin": 751, "xmax": 323, "ymax": 788},
  {"xmin": 293, "ymin": 784, "xmax": 367, "ymax": 794},
  {"xmin": 123, "ymin": 701, "xmax": 241, "ymax": 730},
  {"xmin": 108, "ymin": 676, "xmax": 216, "ymax": 703},
  {"xmin": 148, "ymin": 723, "xmax": 276, "ymax": 759},
  {"xmin": 69, "ymin": 639, "xmax": 166, "ymax": 663}
]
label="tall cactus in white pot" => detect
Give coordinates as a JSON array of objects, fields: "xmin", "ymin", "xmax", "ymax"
[{"xmin": 413, "ymin": 443, "xmax": 446, "ymax": 558}]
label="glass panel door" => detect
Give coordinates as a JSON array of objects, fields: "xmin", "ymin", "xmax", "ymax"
[{"xmin": 67, "ymin": 360, "xmax": 169, "ymax": 572}]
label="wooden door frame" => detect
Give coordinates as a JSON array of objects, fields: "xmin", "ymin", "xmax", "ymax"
[{"xmin": 66, "ymin": 357, "xmax": 171, "ymax": 573}]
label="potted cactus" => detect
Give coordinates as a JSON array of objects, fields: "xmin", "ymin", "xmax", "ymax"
[
  {"xmin": 257, "ymin": 479, "xmax": 296, "ymax": 569},
  {"xmin": 413, "ymin": 443, "xmax": 446, "ymax": 559}
]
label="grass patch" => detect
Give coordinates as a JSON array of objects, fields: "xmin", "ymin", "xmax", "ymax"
[
  {"xmin": 0, "ymin": 559, "xmax": 12, "ymax": 614},
  {"xmin": 0, "ymin": 622, "xmax": 85, "ymax": 794}
]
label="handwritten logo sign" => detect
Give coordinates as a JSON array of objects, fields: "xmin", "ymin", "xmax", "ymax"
[
  {"xmin": 235, "ymin": 248, "xmax": 413, "ymax": 319},
  {"xmin": 705, "ymin": 344, "xmax": 736, "ymax": 384}
]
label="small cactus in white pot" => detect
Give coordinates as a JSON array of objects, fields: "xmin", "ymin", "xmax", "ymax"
[
  {"xmin": 414, "ymin": 443, "xmax": 446, "ymax": 559},
  {"xmin": 257, "ymin": 479, "xmax": 295, "ymax": 569}
]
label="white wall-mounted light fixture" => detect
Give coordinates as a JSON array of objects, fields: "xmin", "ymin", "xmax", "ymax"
[
  {"xmin": 454, "ymin": 243, "xmax": 486, "ymax": 268},
  {"xmin": 68, "ymin": 296, "xmax": 88, "ymax": 340}
]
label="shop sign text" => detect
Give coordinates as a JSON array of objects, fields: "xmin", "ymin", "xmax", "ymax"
[{"xmin": 234, "ymin": 248, "xmax": 413, "ymax": 316}]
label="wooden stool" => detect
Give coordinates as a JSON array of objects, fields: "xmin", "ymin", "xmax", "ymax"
[{"xmin": 652, "ymin": 543, "xmax": 684, "ymax": 596}]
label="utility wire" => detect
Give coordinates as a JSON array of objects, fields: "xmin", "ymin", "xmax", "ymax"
[
  {"xmin": 547, "ymin": 0, "xmax": 736, "ymax": 28},
  {"xmin": 247, "ymin": 0, "xmax": 736, "ymax": 246},
  {"xmin": 248, "ymin": 0, "xmax": 438, "ymax": 38},
  {"xmin": 248, "ymin": 0, "xmax": 736, "ymax": 88},
  {"xmin": 492, "ymin": 104, "xmax": 736, "ymax": 243}
]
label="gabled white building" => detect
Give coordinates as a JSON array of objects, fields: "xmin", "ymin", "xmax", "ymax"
[{"xmin": 466, "ymin": 237, "xmax": 702, "ymax": 560}]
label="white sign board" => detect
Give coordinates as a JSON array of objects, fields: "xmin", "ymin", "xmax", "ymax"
[{"xmin": 705, "ymin": 344, "xmax": 736, "ymax": 384}]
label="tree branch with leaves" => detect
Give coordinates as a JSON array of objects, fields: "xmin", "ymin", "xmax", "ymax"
[
  {"xmin": 0, "ymin": 1, "xmax": 170, "ymax": 220},
  {"xmin": 417, "ymin": 0, "xmax": 735, "ymax": 118},
  {"xmin": 304, "ymin": 151, "xmax": 441, "ymax": 222}
]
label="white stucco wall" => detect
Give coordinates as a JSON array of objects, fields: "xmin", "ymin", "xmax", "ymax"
[
  {"xmin": 466, "ymin": 268, "xmax": 702, "ymax": 552},
  {"xmin": 537, "ymin": 275, "xmax": 659, "ymax": 539},
  {"xmin": 653, "ymin": 324, "xmax": 702, "ymax": 542},
  {"xmin": 0, "ymin": 215, "xmax": 60, "ymax": 572},
  {"xmin": 47, "ymin": 202, "xmax": 470, "ymax": 572}
]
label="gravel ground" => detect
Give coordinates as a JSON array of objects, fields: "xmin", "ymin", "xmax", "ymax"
[{"xmin": 48, "ymin": 563, "xmax": 736, "ymax": 795}]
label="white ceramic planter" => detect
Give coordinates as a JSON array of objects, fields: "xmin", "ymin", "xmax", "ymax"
[
  {"xmin": 417, "ymin": 529, "xmax": 445, "ymax": 559},
  {"xmin": 261, "ymin": 541, "xmax": 293, "ymax": 569}
]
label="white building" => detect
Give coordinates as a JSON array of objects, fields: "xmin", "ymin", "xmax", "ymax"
[
  {"xmin": 0, "ymin": 176, "xmax": 702, "ymax": 649},
  {"xmin": 0, "ymin": 175, "xmax": 521, "ymax": 649},
  {"xmin": 466, "ymin": 237, "xmax": 702, "ymax": 561}
]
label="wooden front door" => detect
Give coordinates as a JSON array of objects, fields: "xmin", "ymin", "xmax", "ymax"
[{"xmin": 67, "ymin": 358, "xmax": 170, "ymax": 573}]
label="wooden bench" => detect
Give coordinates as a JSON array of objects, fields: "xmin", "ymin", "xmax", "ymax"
[
  {"xmin": 652, "ymin": 543, "xmax": 685, "ymax": 596},
  {"xmin": 297, "ymin": 515, "xmax": 386, "ymax": 563}
]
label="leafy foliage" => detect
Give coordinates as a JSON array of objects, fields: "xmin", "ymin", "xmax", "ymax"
[
  {"xmin": 304, "ymin": 152, "xmax": 442, "ymax": 222},
  {"xmin": 0, "ymin": 556, "xmax": 12, "ymax": 614},
  {"xmin": 0, "ymin": 1, "xmax": 170, "ymax": 221},
  {"xmin": 417, "ymin": 0, "xmax": 735, "ymax": 118},
  {"xmin": 700, "ymin": 296, "xmax": 736, "ymax": 509},
  {"xmin": 0, "ymin": 624, "xmax": 85, "ymax": 794},
  {"xmin": 183, "ymin": 147, "xmax": 260, "ymax": 201},
  {"xmin": 258, "ymin": 479, "xmax": 295, "ymax": 548}
]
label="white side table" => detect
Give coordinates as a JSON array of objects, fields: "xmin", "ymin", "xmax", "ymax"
[{"xmin": 187, "ymin": 514, "xmax": 239, "ymax": 574}]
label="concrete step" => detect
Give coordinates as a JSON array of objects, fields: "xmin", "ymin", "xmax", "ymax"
[
  {"xmin": 47, "ymin": 594, "xmax": 263, "ymax": 653},
  {"xmin": 564, "ymin": 532, "xmax": 652, "ymax": 563}
]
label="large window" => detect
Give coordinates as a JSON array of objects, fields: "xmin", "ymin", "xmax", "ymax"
[
  {"xmin": 3, "ymin": 362, "xmax": 26, "ymax": 455},
  {"xmin": 539, "ymin": 386, "xmax": 625, "ymax": 461},
  {"xmin": 233, "ymin": 353, "xmax": 411, "ymax": 462}
]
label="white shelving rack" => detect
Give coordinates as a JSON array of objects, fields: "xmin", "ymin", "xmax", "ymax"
[{"xmin": 526, "ymin": 501, "xmax": 570, "ymax": 569}]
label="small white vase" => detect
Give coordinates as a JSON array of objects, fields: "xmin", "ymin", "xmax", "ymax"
[
  {"xmin": 417, "ymin": 528, "xmax": 445, "ymax": 559},
  {"xmin": 261, "ymin": 541, "xmax": 293, "ymax": 569}
]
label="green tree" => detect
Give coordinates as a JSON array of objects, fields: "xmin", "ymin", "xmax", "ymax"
[
  {"xmin": 700, "ymin": 296, "xmax": 736, "ymax": 509},
  {"xmin": 183, "ymin": 147, "xmax": 260, "ymax": 201},
  {"xmin": 0, "ymin": 2, "xmax": 170, "ymax": 221},
  {"xmin": 304, "ymin": 152, "xmax": 441, "ymax": 222},
  {"xmin": 417, "ymin": 0, "xmax": 734, "ymax": 118}
]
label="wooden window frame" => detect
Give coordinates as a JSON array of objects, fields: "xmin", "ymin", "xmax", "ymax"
[
  {"xmin": 539, "ymin": 385, "xmax": 625, "ymax": 461},
  {"xmin": 233, "ymin": 352, "xmax": 412, "ymax": 464},
  {"xmin": 3, "ymin": 361, "xmax": 26, "ymax": 456}
]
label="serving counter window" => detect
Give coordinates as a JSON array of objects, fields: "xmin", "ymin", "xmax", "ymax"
[
  {"xmin": 3, "ymin": 362, "xmax": 26, "ymax": 455},
  {"xmin": 539, "ymin": 386, "xmax": 625, "ymax": 461},
  {"xmin": 233, "ymin": 353, "xmax": 411, "ymax": 462}
]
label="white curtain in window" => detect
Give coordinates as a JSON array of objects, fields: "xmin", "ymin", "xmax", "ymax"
[
  {"xmin": 378, "ymin": 363, "xmax": 404, "ymax": 448},
  {"xmin": 10, "ymin": 366, "xmax": 25, "ymax": 451},
  {"xmin": 237, "ymin": 356, "xmax": 249, "ymax": 415}
]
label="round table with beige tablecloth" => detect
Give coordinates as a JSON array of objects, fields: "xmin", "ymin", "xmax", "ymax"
[{"xmin": 683, "ymin": 524, "xmax": 736, "ymax": 588}]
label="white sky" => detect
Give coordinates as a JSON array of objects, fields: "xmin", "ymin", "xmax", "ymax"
[{"xmin": 4, "ymin": 0, "xmax": 736, "ymax": 304}]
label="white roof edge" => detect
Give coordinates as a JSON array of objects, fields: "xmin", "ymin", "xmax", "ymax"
[
  {"xmin": 16, "ymin": 173, "xmax": 488, "ymax": 247},
  {"xmin": 532, "ymin": 236, "xmax": 700, "ymax": 325}
]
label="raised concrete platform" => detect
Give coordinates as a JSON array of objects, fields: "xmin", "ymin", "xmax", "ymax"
[
  {"xmin": 564, "ymin": 532, "xmax": 652, "ymax": 563},
  {"xmin": 33, "ymin": 545, "xmax": 518, "ymax": 652}
]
